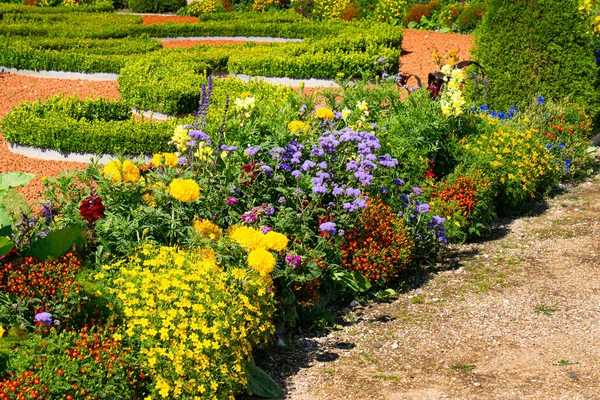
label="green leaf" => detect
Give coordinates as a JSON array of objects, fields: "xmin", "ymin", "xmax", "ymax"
[
  {"xmin": 350, "ymin": 271, "xmax": 372, "ymax": 292},
  {"xmin": 26, "ymin": 224, "xmax": 85, "ymax": 261},
  {"xmin": 0, "ymin": 172, "xmax": 35, "ymax": 192},
  {"xmin": 247, "ymin": 363, "xmax": 283, "ymax": 398},
  {"xmin": 585, "ymin": 146, "xmax": 597, "ymax": 154},
  {"xmin": 0, "ymin": 237, "xmax": 14, "ymax": 257},
  {"xmin": 332, "ymin": 270, "xmax": 371, "ymax": 293},
  {"xmin": 407, "ymin": 21, "xmax": 418, "ymax": 29},
  {"xmin": 0, "ymin": 207, "xmax": 10, "ymax": 237}
]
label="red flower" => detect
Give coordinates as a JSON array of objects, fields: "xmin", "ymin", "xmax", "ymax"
[
  {"xmin": 240, "ymin": 162, "xmax": 259, "ymax": 186},
  {"xmin": 79, "ymin": 190, "xmax": 105, "ymax": 223},
  {"xmin": 424, "ymin": 169, "xmax": 435, "ymax": 180}
]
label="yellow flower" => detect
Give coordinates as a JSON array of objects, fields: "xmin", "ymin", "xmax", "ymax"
[
  {"xmin": 263, "ymin": 231, "xmax": 288, "ymax": 251},
  {"xmin": 247, "ymin": 248, "xmax": 276, "ymax": 276},
  {"xmin": 288, "ymin": 120, "xmax": 310, "ymax": 133},
  {"xmin": 169, "ymin": 179, "xmax": 200, "ymax": 202},
  {"xmin": 103, "ymin": 160, "xmax": 140, "ymax": 183},
  {"xmin": 0, "ymin": 326, "xmax": 4, "ymax": 338},
  {"xmin": 152, "ymin": 153, "xmax": 178, "ymax": 168},
  {"xmin": 170, "ymin": 125, "xmax": 189, "ymax": 152},
  {"xmin": 193, "ymin": 218, "xmax": 222, "ymax": 239},
  {"xmin": 315, "ymin": 107, "xmax": 334, "ymax": 120}
]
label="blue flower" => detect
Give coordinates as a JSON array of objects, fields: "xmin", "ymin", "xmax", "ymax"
[
  {"xmin": 558, "ymin": 143, "xmax": 564, "ymax": 149},
  {"xmin": 416, "ymin": 203, "xmax": 431, "ymax": 213},
  {"xmin": 319, "ymin": 222, "xmax": 336, "ymax": 235},
  {"xmin": 564, "ymin": 159, "xmax": 572, "ymax": 172},
  {"xmin": 392, "ymin": 179, "xmax": 405, "ymax": 186},
  {"xmin": 479, "ymin": 105, "xmax": 489, "ymax": 112},
  {"xmin": 538, "ymin": 95, "xmax": 545, "ymax": 105}
]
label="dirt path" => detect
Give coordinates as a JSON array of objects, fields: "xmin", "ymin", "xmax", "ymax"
[{"xmin": 263, "ymin": 176, "xmax": 600, "ymax": 399}]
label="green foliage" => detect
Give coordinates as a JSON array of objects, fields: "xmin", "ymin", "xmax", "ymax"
[
  {"xmin": 2, "ymin": 95, "xmax": 178, "ymax": 155},
  {"xmin": 472, "ymin": 0, "xmax": 599, "ymax": 111},
  {"xmin": 246, "ymin": 363, "xmax": 284, "ymax": 398},
  {"xmin": 25, "ymin": 224, "xmax": 86, "ymax": 262},
  {"xmin": 127, "ymin": 0, "xmax": 186, "ymax": 13}
]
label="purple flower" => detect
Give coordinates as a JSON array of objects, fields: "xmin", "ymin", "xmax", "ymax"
[
  {"xmin": 311, "ymin": 146, "xmax": 325, "ymax": 157},
  {"xmin": 178, "ymin": 156, "xmax": 188, "ymax": 166},
  {"xmin": 334, "ymin": 111, "xmax": 343, "ymax": 119},
  {"xmin": 291, "ymin": 170, "xmax": 303, "ymax": 179},
  {"xmin": 412, "ymin": 187, "xmax": 422, "ymax": 196},
  {"xmin": 319, "ymin": 222, "xmax": 336, "ymax": 235},
  {"xmin": 376, "ymin": 57, "xmax": 387, "ymax": 63},
  {"xmin": 328, "ymin": 202, "xmax": 336, "ymax": 209},
  {"xmin": 317, "ymin": 161, "xmax": 327, "ymax": 169},
  {"xmin": 261, "ymin": 165, "xmax": 273, "ymax": 176},
  {"xmin": 189, "ymin": 130, "xmax": 212, "ymax": 143},
  {"xmin": 538, "ymin": 95, "xmax": 545, "ymax": 105},
  {"xmin": 264, "ymin": 206, "xmax": 275, "ymax": 216},
  {"xmin": 378, "ymin": 154, "xmax": 398, "ymax": 168},
  {"xmin": 227, "ymin": 197, "xmax": 239, "ymax": 205},
  {"xmin": 220, "ymin": 145, "xmax": 238, "ymax": 151},
  {"xmin": 244, "ymin": 146, "xmax": 262, "ymax": 156},
  {"xmin": 392, "ymin": 179, "xmax": 404, "ymax": 186},
  {"xmin": 278, "ymin": 196, "xmax": 286, "ymax": 204},
  {"xmin": 380, "ymin": 187, "xmax": 388, "ymax": 194},
  {"xmin": 416, "ymin": 203, "xmax": 431, "ymax": 214},
  {"xmin": 301, "ymin": 160, "xmax": 316, "ymax": 171},
  {"xmin": 35, "ymin": 312, "xmax": 52, "ymax": 326},
  {"xmin": 262, "ymin": 226, "xmax": 272, "ymax": 234},
  {"xmin": 241, "ymin": 212, "xmax": 257, "ymax": 223},
  {"xmin": 312, "ymin": 185, "xmax": 327, "ymax": 194},
  {"xmin": 285, "ymin": 254, "xmax": 301, "ymax": 268},
  {"xmin": 279, "ymin": 163, "xmax": 292, "ymax": 172},
  {"xmin": 346, "ymin": 187, "xmax": 361, "ymax": 196},
  {"xmin": 352, "ymin": 197, "xmax": 367, "ymax": 209},
  {"xmin": 428, "ymin": 216, "xmax": 446, "ymax": 226},
  {"xmin": 332, "ymin": 186, "xmax": 345, "ymax": 196},
  {"xmin": 299, "ymin": 105, "xmax": 307, "ymax": 112}
]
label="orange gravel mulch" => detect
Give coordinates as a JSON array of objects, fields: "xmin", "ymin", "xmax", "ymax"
[
  {"xmin": 162, "ymin": 39, "xmax": 274, "ymax": 48},
  {"xmin": 142, "ymin": 15, "xmax": 198, "ymax": 25}
]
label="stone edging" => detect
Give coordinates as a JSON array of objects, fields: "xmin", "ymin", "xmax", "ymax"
[
  {"xmin": 0, "ymin": 66, "xmax": 119, "ymax": 81},
  {"xmin": 7, "ymin": 142, "xmax": 150, "ymax": 164},
  {"xmin": 159, "ymin": 36, "xmax": 303, "ymax": 43}
]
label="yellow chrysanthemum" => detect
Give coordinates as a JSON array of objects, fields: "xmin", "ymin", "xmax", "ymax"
[
  {"xmin": 193, "ymin": 218, "xmax": 222, "ymax": 239},
  {"xmin": 169, "ymin": 179, "xmax": 200, "ymax": 202},
  {"xmin": 315, "ymin": 107, "xmax": 334, "ymax": 120},
  {"xmin": 103, "ymin": 160, "xmax": 140, "ymax": 183},
  {"xmin": 228, "ymin": 226, "xmax": 266, "ymax": 251},
  {"xmin": 263, "ymin": 231, "xmax": 288, "ymax": 251},
  {"xmin": 287, "ymin": 120, "xmax": 310, "ymax": 133},
  {"xmin": 247, "ymin": 248, "xmax": 276, "ymax": 276},
  {"xmin": 152, "ymin": 153, "xmax": 178, "ymax": 168}
]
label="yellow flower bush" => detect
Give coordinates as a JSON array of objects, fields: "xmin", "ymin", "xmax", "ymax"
[
  {"xmin": 462, "ymin": 121, "xmax": 559, "ymax": 210},
  {"xmin": 103, "ymin": 160, "xmax": 140, "ymax": 184},
  {"xmin": 287, "ymin": 120, "xmax": 310, "ymax": 134},
  {"xmin": 194, "ymin": 218, "xmax": 222, "ymax": 239},
  {"xmin": 315, "ymin": 107, "xmax": 335, "ymax": 120},
  {"xmin": 439, "ymin": 64, "xmax": 466, "ymax": 117},
  {"xmin": 312, "ymin": 0, "xmax": 351, "ymax": 19},
  {"xmin": 253, "ymin": 0, "xmax": 276, "ymax": 11},
  {"xmin": 169, "ymin": 179, "xmax": 200, "ymax": 202},
  {"xmin": 374, "ymin": 0, "xmax": 407, "ymax": 22},
  {"xmin": 105, "ymin": 245, "xmax": 275, "ymax": 399},
  {"xmin": 187, "ymin": 0, "xmax": 221, "ymax": 15},
  {"xmin": 152, "ymin": 153, "xmax": 179, "ymax": 168}
]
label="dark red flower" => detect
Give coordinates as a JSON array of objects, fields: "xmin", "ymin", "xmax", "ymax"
[{"xmin": 79, "ymin": 190, "xmax": 105, "ymax": 224}]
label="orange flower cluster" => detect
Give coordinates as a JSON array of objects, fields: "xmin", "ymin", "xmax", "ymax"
[
  {"xmin": 292, "ymin": 278, "xmax": 321, "ymax": 307},
  {"xmin": 430, "ymin": 172, "xmax": 490, "ymax": 220},
  {"xmin": 0, "ymin": 371, "xmax": 47, "ymax": 400},
  {"xmin": 0, "ymin": 252, "xmax": 82, "ymax": 300},
  {"xmin": 339, "ymin": 199, "xmax": 413, "ymax": 283}
]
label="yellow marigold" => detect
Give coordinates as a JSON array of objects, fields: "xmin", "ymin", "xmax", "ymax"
[
  {"xmin": 263, "ymin": 231, "xmax": 288, "ymax": 251},
  {"xmin": 287, "ymin": 120, "xmax": 310, "ymax": 133},
  {"xmin": 247, "ymin": 248, "xmax": 276, "ymax": 276},
  {"xmin": 103, "ymin": 160, "xmax": 140, "ymax": 183},
  {"xmin": 169, "ymin": 179, "xmax": 200, "ymax": 202},
  {"xmin": 228, "ymin": 226, "xmax": 266, "ymax": 251},
  {"xmin": 193, "ymin": 218, "xmax": 222, "ymax": 239},
  {"xmin": 315, "ymin": 107, "xmax": 334, "ymax": 120},
  {"xmin": 152, "ymin": 153, "xmax": 178, "ymax": 168}
]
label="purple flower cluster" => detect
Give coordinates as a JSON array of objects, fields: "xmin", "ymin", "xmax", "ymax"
[
  {"xmin": 427, "ymin": 216, "xmax": 447, "ymax": 244},
  {"xmin": 285, "ymin": 254, "xmax": 301, "ymax": 268},
  {"xmin": 241, "ymin": 203, "xmax": 275, "ymax": 224}
]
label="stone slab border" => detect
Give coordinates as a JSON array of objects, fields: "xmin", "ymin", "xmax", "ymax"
[
  {"xmin": 0, "ymin": 66, "xmax": 119, "ymax": 81},
  {"xmin": 159, "ymin": 36, "xmax": 303, "ymax": 43},
  {"xmin": 8, "ymin": 142, "xmax": 150, "ymax": 164}
]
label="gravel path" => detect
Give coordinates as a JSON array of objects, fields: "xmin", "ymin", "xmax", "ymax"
[{"xmin": 263, "ymin": 176, "xmax": 600, "ymax": 399}]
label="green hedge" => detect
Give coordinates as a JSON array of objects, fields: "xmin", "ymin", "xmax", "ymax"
[
  {"xmin": 472, "ymin": 0, "xmax": 599, "ymax": 111},
  {"xmin": 127, "ymin": 0, "xmax": 186, "ymax": 13},
  {"xmin": 2, "ymin": 96, "xmax": 177, "ymax": 155}
]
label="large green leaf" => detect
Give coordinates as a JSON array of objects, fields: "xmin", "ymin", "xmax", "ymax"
[
  {"xmin": 26, "ymin": 225, "xmax": 85, "ymax": 261},
  {"xmin": 0, "ymin": 237, "xmax": 13, "ymax": 257},
  {"xmin": 247, "ymin": 363, "xmax": 283, "ymax": 399},
  {"xmin": 0, "ymin": 207, "xmax": 10, "ymax": 237},
  {"xmin": 332, "ymin": 270, "xmax": 371, "ymax": 293},
  {"xmin": 0, "ymin": 172, "xmax": 35, "ymax": 192}
]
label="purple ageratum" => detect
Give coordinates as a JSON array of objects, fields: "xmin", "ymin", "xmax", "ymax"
[
  {"xmin": 244, "ymin": 146, "xmax": 262, "ymax": 156},
  {"xmin": 264, "ymin": 206, "xmax": 275, "ymax": 216},
  {"xmin": 285, "ymin": 254, "xmax": 301, "ymax": 268},
  {"xmin": 346, "ymin": 187, "xmax": 361, "ymax": 197},
  {"xmin": 178, "ymin": 156, "xmax": 188, "ymax": 166},
  {"xmin": 332, "ymin": 186, "xmax": 345, "ymax": 196},
  {"xmin": 392, "ymin": 179, "xmax": 405, "ymax": 186},
  {"xmin": 291, "ymin": 170, "xmax": 303, "ymax": 179},
  {"xmin": 278, "ymin": 196, "xmax": 286, "ymax": 204},
  {"xmin": 301, "ymin": 160, "xmax": 316, "ymax": 171},
  {"xmin": 35, "ymin": 312, "xmax": 52, "ymax": 326},
  {"xmin": 412, "ymin": 187, "xmax": 422, "ymax": 196},
  {"xmin": 376, "ymin": 57, "xmax": 387, "ymax": 63},
  {"xmin": 317, "ymin": 161, "xmax": 327, "ymax": 169},
  {"xmin": 262, "ymin": 226, "xmax": 272, "ymax": 234},
  {"xmin": 188, "ymin": 130, "xmax": 212, "ymax": 143},
  {"xmin": 416, "ymin": 203, "xmax": 431, "ymax": 214},
  {"xmin": 378, "ymin": 154, "xmax": 399, "ymax": 168},
  {"xmin": 312, "ymin": 184, "xmax": 327, "ymax": 194},
  {"xmin": 220, "ymin": 145, "xmax": 238, "ymax": 151},
  {"xmin": 278, "ymin": 163, "xmax": 292, "ymax": 172},
  {"xmin": 299, "ymin": 104, "xmax": 307, "ymax": 112},
  {"xmin": 319, "ymin": 222, "xmax": 336, "ymax": 235},
  {"xmin": 261, "ymin": 165, "xmax": 273, "ymax": 176},
  {"xmin": 311, "ymin": 146, "xmax": 325, "ymax": 157}
]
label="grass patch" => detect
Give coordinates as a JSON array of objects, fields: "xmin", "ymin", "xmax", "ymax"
[
  {"xmin": 373, "ymin": 374, "xmax": 400, "ymax": 382},
  {"xmin": 534, "ymin": 305, "xmax": 556, "ymax": 315},
  {"xmin": 449, "ymin": 363, "xmax": 476, "ymax": 372}
]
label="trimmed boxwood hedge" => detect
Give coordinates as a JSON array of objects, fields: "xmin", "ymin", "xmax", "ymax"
[
  {"xmin": 127, "ymin": 0, "xmax": 186, "ymax": 13},
  {"xmin": 2, "ymin": 96, "xmax": 178, "ymax": 155}
]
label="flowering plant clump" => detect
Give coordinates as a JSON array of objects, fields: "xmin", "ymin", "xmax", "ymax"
[
  {"xmin": 151, "ymin": 152, "xmax": 179, "ymax": 168},
  {"xmin": 438, "ymin": 2, "xmax": 467, "ymax": 27},
  {"xmin": 339, "ymin": 198, "xmax": 413, "ymax": 283},
  {"xmin": 102, "ymin": 160, "xmax": 140, "ymax": 184},
  {"xmin": 102, "ymin": 244, "xmax": 275, "ymax": 399},
  {"xmin": 439, "ymin": 64, "xmax": 466, "ymax": 116},
  {"xmin": 429, "ymin": 170, "xmax": 495, "ymax": 242},
  {"xmin": 193, "ymin": 217, "xmax": 222, "ymax": 239},
  {"xmin": 373, "ymin": 0, "xmax": 407, "ymax": 22},
  {"xmin": 1, "ymin": 326, "xmax": 147, "ymax": 399},
  {"xmin": 461, "ymin": 119, "xmax": 559, "ymax": 213},
  {"xmin": 312, "ymin": 0, "xmax": 352, "ymax": 19}
]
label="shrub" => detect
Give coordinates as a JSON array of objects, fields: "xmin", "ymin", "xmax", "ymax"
[
  {"xmin": 340, "ymin": 2, "xmax": 360, "ymax": 21},
  {"xmin": 127, "ymin": 0, "xmax": 186, "ymax": 13},
  {"xmin": 2, "ymin": 95, "xmax": 178, "ymax": 155},
  {"xmin": 472, "ymin": 0, "xmax": 599, "ymax": 111},
  {"xmin": 184, "ymin": 0, "xmax": 223, "ymax": 15},
  {"xmin": 455, "ymin": 2, "xmax": 486, "ymax": 33},
  {"xmin": 312, "ymin": 0, "xmax": 351, "ymax": 19},
  {"xmin": 402, "ymin": 1, "xmax": 440, "ymax": 25},
  {"xmin": 373, "ymin": 0, "xmax": 406, "ymax": 22},
  {"xmin": 102, "ymin": 244, "xmax": 276, "ymax": 399},
  {"xmin": 339, "ymin": 198, "xmax": 413, "ymax": 283}
]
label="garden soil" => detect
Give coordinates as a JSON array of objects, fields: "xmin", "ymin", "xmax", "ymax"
[{"xmin": 272, "ymin": 176, "xmax": 600, "ymax": 400}]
